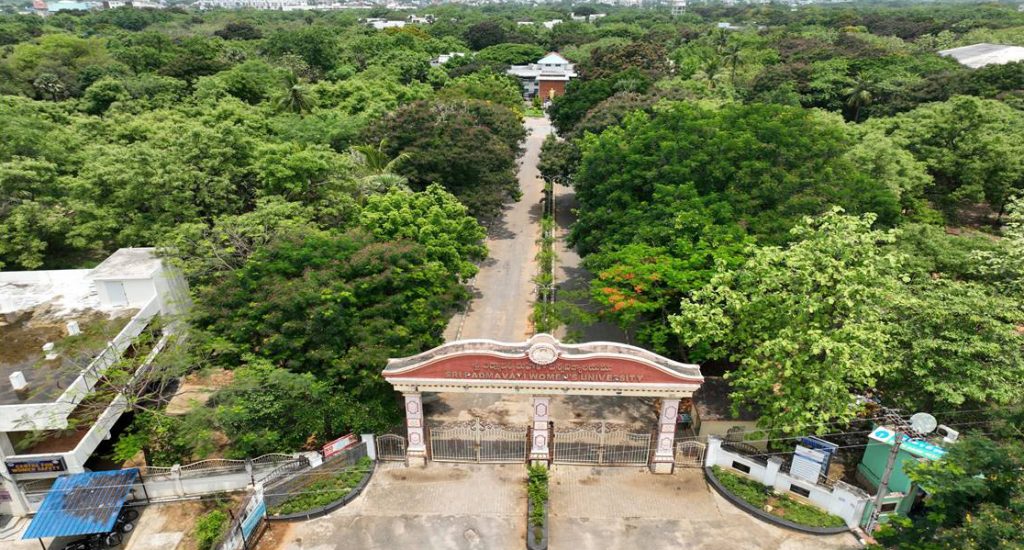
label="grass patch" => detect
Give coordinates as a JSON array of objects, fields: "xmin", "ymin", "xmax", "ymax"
[
  {"xmin": 524, "ymin": 107, "xmax": 545, "ymax": 117},
  {"xmin": 712, "ymin": 466, "xmax": 846, "ymax": 528},
  {"xmin": 268, "ymin": 457, "xmax": 371, "ymax": 516},
  {"xmin": 527, "ymin": 464, "xmax": 548, "ymax": 543},
  {"xmin": 194, "ymin": 507, "xmax": 230, "ymax": 550}
]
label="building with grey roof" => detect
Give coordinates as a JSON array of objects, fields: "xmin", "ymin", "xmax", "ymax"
[{"xmin": 938, "ymin": 43, "xmax": 1024, "ymax": 69}]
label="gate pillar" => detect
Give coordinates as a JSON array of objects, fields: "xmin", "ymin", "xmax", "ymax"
[
  {"xmin": 651, "ymin": 398, "xmax": 680, "ymax": 474},
  {"xmin": 529, "ymin": 396, "xmax": 551, "ymax": 466},
  {"xmin": 404, "ymin": 393, "xmax": 428, "ymax": 467}
]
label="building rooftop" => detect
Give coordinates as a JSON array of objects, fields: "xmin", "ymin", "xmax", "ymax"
[
  {"xmin": 938, "ymin": 43, "xmax": 1024, "ymax": 69},
  {"xmin": 87, "ymin": 248, "xmax": 161, "ymax": 281},
  {"xmin": 692, "ymin": 376, "xmax": 759, "ymax": 422}
]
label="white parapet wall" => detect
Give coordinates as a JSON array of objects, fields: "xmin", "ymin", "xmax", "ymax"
[{"xmin": 706, "ymin": 436, "xmax": 870, "ymax": 529}]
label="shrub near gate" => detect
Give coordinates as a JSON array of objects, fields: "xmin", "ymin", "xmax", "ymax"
[
  {"xmin": 711, "ymin": 467, "xmax": 845, "ymax": 528},
  {"xmin": 527, "ymin": 465, "xmax": 549, "ymax": 544}
]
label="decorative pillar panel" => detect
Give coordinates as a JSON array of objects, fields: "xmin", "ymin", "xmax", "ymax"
[
  {"xmin": 530, "ymin": 396, "xmax": 552, "ymax": 464},
  {"xmin": 404, "ymin": 393, "xmax": 427, "ymax": 467},
  {"xmin": 651, "ymin": 398, "xmax": 680, "ymax": 474}
]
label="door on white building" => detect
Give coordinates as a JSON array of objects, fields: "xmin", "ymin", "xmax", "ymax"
[{"xmin": 106, "ymin": 282, "xmax": 128, "ymax": 306}]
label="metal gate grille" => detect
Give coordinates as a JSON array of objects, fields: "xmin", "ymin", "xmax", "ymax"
[
  {"xmin": 553, "ymin": 423, "xmax": 651, "ymax": 466},
  {"xmin": 376, "ymin": 434, "xmax": 407, "ymax": 461},
  {"xmin": 429, "ymin": 420, "xmax": 527, "ymax": 463},
  {"xmin": 675, "ymin": 440, "xmax": 706, "ymax": 468}
]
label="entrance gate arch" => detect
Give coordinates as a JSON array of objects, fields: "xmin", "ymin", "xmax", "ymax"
[{"xmin": 383, "ymin": 334, "xmax": 704, "ymax": 474}]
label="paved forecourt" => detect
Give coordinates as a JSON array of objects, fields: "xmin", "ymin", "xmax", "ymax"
[
  {"xmin": 549, "ymin": 466, "xmax": 861, "ymax": 550},
  {"xmin": 260, "ymin": 462, "xmax": 526, "ymax": 550}
]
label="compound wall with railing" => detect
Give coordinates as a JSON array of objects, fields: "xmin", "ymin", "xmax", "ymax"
[{"xmin": 706, "ymin": 436, "xmax": 870, "ymax": 529}]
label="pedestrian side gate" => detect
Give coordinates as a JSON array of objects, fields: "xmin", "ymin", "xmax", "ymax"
[
  {"xmin": 552, "ymin": 422, "xmax": 651, "ymax": 466},
  {"xmin": 375, "ymin": 434, "xmax": 407, "ymax": 461},
  {"xmin": 674, "ymin": 440, "xmax": 706, "ymax": 468},
  {"xmin": 429, "ymin": 420, "xmax": 528, "ymax": 463}
]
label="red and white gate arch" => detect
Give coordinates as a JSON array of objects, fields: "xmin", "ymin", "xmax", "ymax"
[{"xmin": 383, "ymin": 334, "xmax": 704, "ymax": 473}]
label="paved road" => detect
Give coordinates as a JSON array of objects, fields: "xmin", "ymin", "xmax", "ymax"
[
  {"xmin": 433, "ymin": 116, "xmax": 552, "ymax": 422},
  {"xmin": 443, "ymin": 116, "xmax": 552, "ymax": 343}
]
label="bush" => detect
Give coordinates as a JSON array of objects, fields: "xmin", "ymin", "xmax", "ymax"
[
  {"xmin": 194, "ymin": 509, "xmax": 228, "ymax": 550},
  {"xmin": 527, "ymin": 464, "xmax": 548, "ymax": 542}
]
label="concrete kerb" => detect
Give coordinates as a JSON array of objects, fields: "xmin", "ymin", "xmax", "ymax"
[
  {"xmin": 266, "ymin": 461, "xmax": 377, "ymax": 522},
  {"xmin": 704, "ymin": 467, "xmax": 852, "ymax": 536}
]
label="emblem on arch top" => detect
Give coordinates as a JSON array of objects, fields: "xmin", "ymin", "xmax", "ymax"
[{"xmin": 527, "ymin": 342, "xmax": 559, "ymax": 365}]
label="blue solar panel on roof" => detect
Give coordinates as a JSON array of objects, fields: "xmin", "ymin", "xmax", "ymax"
[{"xmin": 23, "ymin": 469, "xmax": 139, "ymax": 540}]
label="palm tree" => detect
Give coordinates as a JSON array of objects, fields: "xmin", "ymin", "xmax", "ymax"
[
  {"xmin": 276, "ymin": 72, "xmax": 314, "ymax": 116},
  {"xmin": 722, "ymin": 43, "xmax": 743, "ymax": 82},
  {"xmin": 349, "ymin": 140, "xmax": 412, "ymax": 199},
  {"xmin": 843, "ymin": 79, "xmax": 874, "ymax": 123}
]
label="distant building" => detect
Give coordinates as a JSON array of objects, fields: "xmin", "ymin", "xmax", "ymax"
[
  {"xmin": 430, "ymin": 51, "xmax": 465, "ymax": 68},
  {"xmin": 365, "ymin": 17, "xmax": 407, "ymax": 30},
  {"xmin": 672, "ymin": 0, "xmax": 686, "ymax": 15},
  {"xmin": 542, "ymin": 19, "xmax": 562, "ymax": 30},
  {"xmin": 939, "ymin": 43, "xmax": 1024, "ymax": 69},
  {"xmin": 507, "ymin": 52, "xmax": 577, "ymax": 100},
  {"xmin": 407, "ymin": 14, "xmax": 434, "ymax": 24}
]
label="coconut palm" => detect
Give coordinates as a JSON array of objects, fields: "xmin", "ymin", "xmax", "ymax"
[
  {"xmin": 349, "ymin": 141, "xmax": 412, "ymax": 200},
  {"xmin": 276, "ymin": 72, "xmax": 314, "ymax": 116},
  {"xmin": 843, "ymin": 79, "xmax": 874, "ymax": 123}
]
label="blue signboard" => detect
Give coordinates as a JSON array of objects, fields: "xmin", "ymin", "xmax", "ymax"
[{"xmin": 799, "ymin": 436, "xmax": 839, "ymax": 474}]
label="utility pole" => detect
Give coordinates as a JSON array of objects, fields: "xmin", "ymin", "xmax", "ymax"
[{"xmin": 866, "ymin": 429, "xmax": 904, "ymax": 533}]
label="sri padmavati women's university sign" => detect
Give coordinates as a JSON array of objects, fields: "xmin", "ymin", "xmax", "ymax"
[{"xmin": 383, "ymin": 334, "xmax": 703, "ymax": 398}]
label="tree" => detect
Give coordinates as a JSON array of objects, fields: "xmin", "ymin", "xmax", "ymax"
[
  {"xmin": 476, "ymin": 43, "xmax": 545, "ymax": 65},
  {"xmin": 440, "ymin": 71, "xmax": 524, "ymax": 113},
  {"xmin": 191, "ymin": 228, "xmax": 467, "ymax": 421},
  {"xmin": 214, "ymin": 21, "xmax": 262, "ymax": 41},
  {"xmin": 465, "ymin": 21, "xmax": 507, "ymax": 51},
  {"xmin": 359, "ymin": 184, "xmax": 487, "ymax": 280},
  {"xmin": 368, "ymin": 99, "xmax": 525, "ymax": 218},
  {"xmin": 275, "ymin": 72, "xmax": 315, "ymax": 115},
  {"xmin": 880, "ymin": 278, "xmax": 1024, "ymax": 412},
  {"xmin": 571, "ymin": 103, "xmax": 901, "ymax": 254},
  {"xmin": 671, "ymin": 210, "xmax": 900, "ymax": 436},
  {"xmin": 843, "ymin": 77, "xmax": 874, "ymax": 122},
  {"xmin": 867, "ymin": 96, "xmax": 1024, "ymax": 221}
]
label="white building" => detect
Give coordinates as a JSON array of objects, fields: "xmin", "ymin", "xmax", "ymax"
[
  {"xmin": 542, "ymin": 19, "xmax": 563, "ymax": 30},
  {"xmin": 939, "ymin": 43, "xmax": 1024, "ymax": 69},
  {"xmin": 0, "ymin": 248, "xmax": 187, "ymax": 517},
  {"xmin": 430, "ymin": 51, "xmax": 466, "ymax": 68},
  {"xmin": 507, "ymin": 52, "xmax": 577, "ymax": 100}
]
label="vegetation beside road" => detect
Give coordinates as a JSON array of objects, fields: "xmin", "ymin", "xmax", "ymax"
[
  {"xmin": 268, "ymin": 457, "xmax": 373, "ymax": 516},
  {"xmin": 527, "ymin": 465, "xmax": 549, "ymax": 545},
  {"xmin": 711, "ymin": 467, "xmax": 845, "ymax": 529}
]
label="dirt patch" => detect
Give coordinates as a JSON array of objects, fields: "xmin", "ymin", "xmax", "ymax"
[
  {"xmin": 254, "ymin": 521, "xmax": 293, "ymax": 550},
  {"xmin": 165, "ymin": 368, "xmax": 235, "ymax": 416},
  {"xmin": 386, "ymin": 465, "xmax": 472, "ymax": 483}
]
